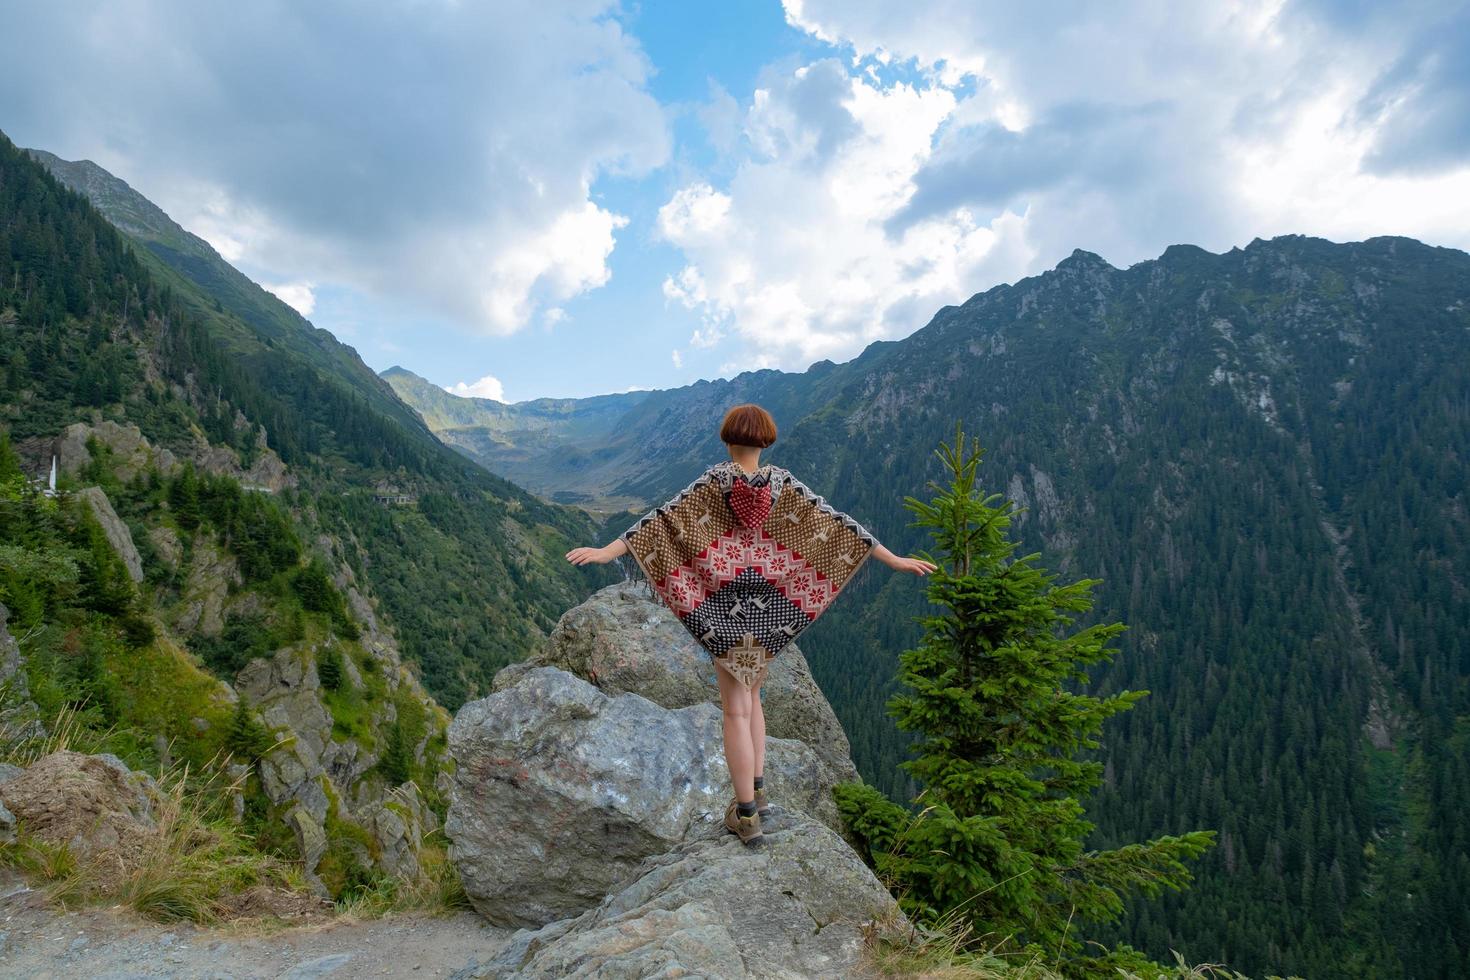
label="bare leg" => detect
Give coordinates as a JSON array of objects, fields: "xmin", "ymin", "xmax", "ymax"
[
  {"xmin": 715, "ymin": 658, "xmax": 755, "ymax": 802},
  {"xmin": 750, "ymin": 664, "xmax": 767, "ymax": 780}
]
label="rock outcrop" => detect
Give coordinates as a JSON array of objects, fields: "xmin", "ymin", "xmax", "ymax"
[
  {"xmin": 447, "ymin": 666, "xmax": 837, "ymax": 927},
  {"xmin": 445, "ymin": 585, "xmax": 904, "ymax": 977},
  {"xmin": 0, "ymin": 751, "xmax": 160, "ymax": 887},
  {"xmin": 497, "ymin": 581, "xmax": 859, "ymax": 785},
  {"xmin": 175, "ymin": 534, "xmax": 243, "ymax": 636},
  {"xmin": 233, "ymin": 636, "xmax": 447, "ymax": 894},
  {"xmin": 77, "ymin": 486, "xmax": 144, "ymax": 583},
  {"xmin": 477, "ymin": 808, "xmax": 904, "ymax": 979},
  {"xmin": 0, "ymin": 601, "xmax": 44, "ymax": 742},
  {"xmin": 50, "ymin": 419, "xmax": 294, "ymax": 492}
]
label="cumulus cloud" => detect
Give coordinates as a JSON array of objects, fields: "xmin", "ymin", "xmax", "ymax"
[
  {"xmin": 262, "ymin": 280, "xmax": 316, "ymax": 317},
  {"xmin": 0, "ymin": 0, "xmax": 670, "ymax": 336},
  {"xmin": 444, "ymin": 374, "xmax": 506, "ymax": 402},
  {"xmin": 659, "ymin": 58, "xmax": 1037, "ymax": 370},
  {"xmin": 656, "ymin": 0, "xmax": 1470, "ymax": 373}
]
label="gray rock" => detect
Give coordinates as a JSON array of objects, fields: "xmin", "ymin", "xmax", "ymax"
[
  {"xmin": 0, "ymin": 762, "xmax": 22, "ymax": 785},
  {"xmin": 507, "ymin": 582, "xmax": 860, "ymax": 785},
  {"xmin": 478, "ymin": 808, "xmax": 907, "ymax": 979},
  {"xmin": 175, "ymin": 534, "xmax": 242, "ymax": 636},
  {"xmin": 77, "ymin": 487, "xmax": 144, "ymax": 583},
  {"xmin": 446, "ymin": 666, "xmax": 838, "ymax": 928},
  {"xmin": 0, "ymin": 797, "xmax": 14, "ymax": 845},
  {"xmin": 287, "ymin": 804, "xmax": 329, "ymax": 896},
  {"xmin": 365, "ymin": 783, "xmax": 434, "ymax": 879},
  {"xmin": 147, "ymin": 524, "xmax": 183, "ymax": 572},
  {"xmin": 54, "ymin": 420, "xmax": 176, "ymax": 484},
  {"xmin": 227, "ymin": 762, "xmax": 249, "ymax": 823},
  {"xmin": 0, "ymin": 602, "xmax": 44, "ymax": 742}
]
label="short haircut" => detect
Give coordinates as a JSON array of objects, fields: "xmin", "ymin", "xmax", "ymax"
[{"xmin": 719, "ymin": 404, "xmax": 778, "ymax": 448}]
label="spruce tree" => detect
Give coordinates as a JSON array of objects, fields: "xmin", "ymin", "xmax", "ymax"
[
  {"xmin": 317, "ymin": 642, "xmax": 344, "ymax": 691},
  {"xmin": 225, "ymin": 697, "xmax": 276, "ymax": 763},
  {"xmin": 378, "ymin": 717, "xmax": 413, "ymax": 787},
  {"xmin": 834, "ymin": 422, "xmax": 1215, "ymax": 974}
]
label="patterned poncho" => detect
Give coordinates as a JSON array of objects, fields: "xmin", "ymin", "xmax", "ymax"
[{"xmin": 620, "ymin": 460, "xmax": 880, "ymax": 689}]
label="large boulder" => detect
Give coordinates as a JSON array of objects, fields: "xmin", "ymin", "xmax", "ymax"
[
  {"xmin": 475, "ymin": 807, "xmax": 907, "ymax": 979},
  {"xmin": 499, "ymin": 581, "xmax": 860, "ymax": 785},
  {"xmin": 0, "ymin": 751, "xmax": 159, "ymax": 887},
  {"xmin": 77, "ymin": 486, "xmax": 144, "ymax": 583},
  {"xmin": 446, "ymin": 666, "xmax": 838, "ymax": 928}
]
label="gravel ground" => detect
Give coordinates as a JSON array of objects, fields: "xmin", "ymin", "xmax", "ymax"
[{"xmin": 0, "ymin": 872, "xmax": 516, "ymax": 979}]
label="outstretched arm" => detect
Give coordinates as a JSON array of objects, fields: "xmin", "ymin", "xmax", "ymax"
[
  {"xmin": 871, "ymin": 541, "xmax": 938, "ymax": 576},
  {"xmin": 778, "ymin": 468, "xmax": 936, "ymax": 577},
  {"xmin": 566, "ymin": 537, "xmax": 629, "ymax": 566}
]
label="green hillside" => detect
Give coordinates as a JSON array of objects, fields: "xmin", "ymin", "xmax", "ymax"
[{"xmin": 14, "ymin": 138, "xmax": 621, "ymax": 709}]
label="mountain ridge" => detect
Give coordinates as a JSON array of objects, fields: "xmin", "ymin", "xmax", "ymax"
[{"xmin": 390, "ymin": 228, "xmax": 1470, "ymax": 978}]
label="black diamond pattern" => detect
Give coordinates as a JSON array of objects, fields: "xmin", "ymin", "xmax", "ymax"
[{"xmin": 680, "ymin": 567, "xmax": 809, "ymax": 657}]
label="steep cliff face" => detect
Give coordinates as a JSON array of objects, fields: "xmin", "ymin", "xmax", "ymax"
[
  {"xmin": 18, "ymin": 139, "xmax": 621, "ymax": 713},
  {"xmin": 445, "ymin": 583, "xmax": 906, "ymax": 978},
  {"xmin": 3, "ymin": 419, "xmax": 449, "ymax": 897}
]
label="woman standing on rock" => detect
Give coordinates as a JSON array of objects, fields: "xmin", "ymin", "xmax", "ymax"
[{"xmin": 566, "ymin": 404, "xmax": 936, "ymax": 847}]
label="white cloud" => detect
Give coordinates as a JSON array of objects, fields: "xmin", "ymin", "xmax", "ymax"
[
  {"xmin": 657, "ymin": 58, "xmax": 1037, "ymax": 370},
  {"xmin": 1, "ymin": 1, "xmax": 670, "ymax": 338},
  {"xmin": 444, "ymin": 374, "xmax": 506, "ymax": 402},
  {"xmin": 656, "ymin": 0, "xmax": 1470, "ymax": 374},
  {"xmin": 261, "ymin": 280, "xmax": 316, "ymax": 317},
  {"xmin": 780, "ymin": 0, "xmax": 1470, "ymax": 257}
]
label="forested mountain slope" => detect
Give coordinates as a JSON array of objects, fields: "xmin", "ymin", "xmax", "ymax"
[
  {"xmin": 395, "ymin": 234, "xmax": 1470, "ymax": 979},
  {"xmin": 15, "ymin": 139, "xmax": 620, "ymax": 708}
]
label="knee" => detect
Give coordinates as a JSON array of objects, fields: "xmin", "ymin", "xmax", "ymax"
[{"xmin": 722, "ymin": 701, "xmax": 751, "ymax": 724}]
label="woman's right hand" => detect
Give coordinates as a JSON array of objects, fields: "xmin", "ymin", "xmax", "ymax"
[{"xmin": 566, "ymin": 545, "xmax": 615, "ymax": 565}]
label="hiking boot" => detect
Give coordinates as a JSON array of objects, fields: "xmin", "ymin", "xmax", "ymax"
[
  {"xmin": 724, "ymin": 799, "xmax": 765, "ymax": 846},
  {"xmin": 753, "ymin": 784, "xmax": 771, "ymax": 816}
]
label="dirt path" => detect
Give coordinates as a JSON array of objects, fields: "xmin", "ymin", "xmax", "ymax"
[{"xmin": 0, "ymin": 872, "xmax": 516, "ymax": 979}]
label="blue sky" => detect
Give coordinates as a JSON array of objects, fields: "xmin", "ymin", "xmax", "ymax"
[{"xmin": 2, "ymin": 0, "xmax": 1468, "ymax": 402}]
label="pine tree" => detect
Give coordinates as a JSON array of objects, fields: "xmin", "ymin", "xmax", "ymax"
[
  {"xmin": 834, "ymin": 422, "xmax": 1216, "ymax": 973},
  {"xmin": 317, "ymin": 642, "xmax": 344, "ymax": 691},
  {"xmin": 378, "ymin": 717, "xmax": 413, "ymax": 787},
  {"xmin": 225, "ymin": 697, "xmax": 275, "ymax": 763}
]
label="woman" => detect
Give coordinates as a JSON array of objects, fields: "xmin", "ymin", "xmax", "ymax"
[{"xmin": 566, "ymin": 404, "xmax": 936, "ymax": 847}]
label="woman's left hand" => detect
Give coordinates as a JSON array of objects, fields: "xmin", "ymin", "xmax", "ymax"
[{"xmin": 890, "ymin": 555, "xmax": 939, "ymax": 576}]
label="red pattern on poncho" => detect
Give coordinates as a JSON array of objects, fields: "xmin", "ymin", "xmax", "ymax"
[{"xmin": 619, "ymin": 461, "xmax": 879, "ymax": 689}]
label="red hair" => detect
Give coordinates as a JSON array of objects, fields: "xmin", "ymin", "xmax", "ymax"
[{"xmin": 720, "ymin": 404, "xmax": 777, "ymax": 448}]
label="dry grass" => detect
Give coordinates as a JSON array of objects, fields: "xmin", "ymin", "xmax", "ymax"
[
  {"xmin": 1, "ymin": 700, "xmax": 114, "ymax": 766},
  {"xmin": 2, "ymin": 751, "xmax": 310, "ymax": 925}
]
